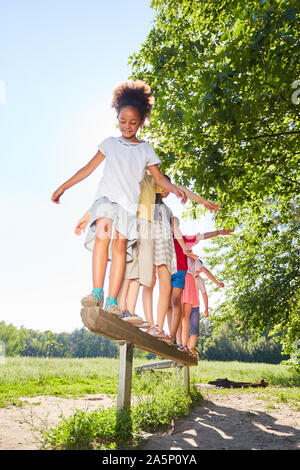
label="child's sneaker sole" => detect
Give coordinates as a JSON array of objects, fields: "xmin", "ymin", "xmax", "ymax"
[
  {"xmin": 138, "ymin": 321, "xmax": 151, "ymax": 329},
  {"xmin": 121, "ymin": 310, "xmax": 143, "ymax": 325}
]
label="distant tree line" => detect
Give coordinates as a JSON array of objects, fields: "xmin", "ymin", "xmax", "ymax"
[
  {"xmin": 197, "ymin": 321, "xmax": 289, "ymax": 364},
  {"xmin": 0, "ymin": 320, "xmax": 288, "ymax": 363},
  {"xmin": 0, "ymin": 321, "xmax": 119, "ymax": 359}
]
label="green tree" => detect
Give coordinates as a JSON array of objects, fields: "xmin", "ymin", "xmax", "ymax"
[
  {"xmin": 53, "ymin": 332, "xmax": 72, "ymax": 357},
  {"xmin": 202, "ymin": 322, "xmax": 287, "ymax": 363},
  {"xmin": 0, "ymin": 321, "xmax": 26, "ymax": 356},
  {"xmin": 21, "ymin": 329, "xmax": 45, "ymax": 356},
  {"xmin": 129, "ymin": 0, "xmax": 300, "ymax": 364},
  {"xmin": 69, "ymin": 328, "xmax": 118, "ymax": 358},
  {"xmin": 205, "ymin": 200, "xmax": 299, "ymax": 362}
]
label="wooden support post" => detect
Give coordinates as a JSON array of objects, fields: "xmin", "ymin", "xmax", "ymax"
[
  {"xmin": 184, "ymin": 365, "xmax": 190, "ymax": 394},
  {"xmin": 116, "ymin": 342, "xmax": 134, "ymax": 411}
]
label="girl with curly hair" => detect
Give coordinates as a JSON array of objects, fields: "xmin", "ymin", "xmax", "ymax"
[{"xmin": 51, "ymin": 80, "xmax": 186, "ymax": 316}]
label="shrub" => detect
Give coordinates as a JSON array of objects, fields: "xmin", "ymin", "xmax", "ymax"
[{"xmin": 42, "ymin": 384, "xmax": 203, "ymax": 450}]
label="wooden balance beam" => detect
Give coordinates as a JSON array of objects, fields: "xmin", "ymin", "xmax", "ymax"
[
  {"xmin": 136, "ymin": 360, "xmax": 185, "ymax": 372},
  {"xmin": 81, "ymin": 307, "xmax": 198, "ymax": 411}
]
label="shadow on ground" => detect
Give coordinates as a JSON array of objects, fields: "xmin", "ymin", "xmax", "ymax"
[{"xmin": 139, "ymin": 396, "xmax": 300, "ymax": 450}]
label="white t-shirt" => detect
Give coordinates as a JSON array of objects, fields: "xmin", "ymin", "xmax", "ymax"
[
  {"xmin": 195, "ymin": 275, "xmax": 207, "ymax": 294},
  {"xmin": 187, "ymin": 256, "xmax": 204, "ymax": 276},
  {"xmin": 184, "ymin": 233, "xmax": 205, "ymax": 275},
  {"xmin": 95, "ymin": 136, "xmax": 161, "ymax": 214}
]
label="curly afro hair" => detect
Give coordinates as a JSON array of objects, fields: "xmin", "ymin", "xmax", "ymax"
[{"xmin": 111, "ymin": 80, "xmax": 155, "ymax": 121}]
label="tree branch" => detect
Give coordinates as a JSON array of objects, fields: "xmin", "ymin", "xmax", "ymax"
[
  {"xmin": 264, "ymin": 81, "xmax": 300, "ymax": 120},
  {"xmin": 242, "ymin": 130, "xmax": 300, "ymax": 141}
]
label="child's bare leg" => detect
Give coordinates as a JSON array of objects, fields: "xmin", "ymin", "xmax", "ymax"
[
  {"xmin": 167, "ymin": 294, "xmax": 172, "ymax": 333},
  {"xmin": 126, "ymin": 280, "xmax": 140, "ymax": 314},
  {"xmin": 109, "ymin": 231, "xmax": 127, "ymax": 298},
  {"xmin": 176, "ymin": 318, "xmax": 182, "ymax": 345},
  {"xmin": 170, "ymin": 287, "xmax": 183, "ymax": 340},
  {"xmin": 142, "ymin": 267, "xmax": 156, "ymax": 326},
  {"xmin": 117, "ymin": 279, "xmax": 130, "ymax": 310},
  {"xmin": 142, "ymin": 286, "xmax": 154, "ymax": 326},
  {"xmin": 188, "ymin": 334, "xmax": 197, "ymax": 349},
  {"xmin": 199, "ymin": 267, "xmax": 224, "ymax": 287},
  {"xmin": 92, "ymin": 218, "xmax": 112, "ymax": 289},
  {"xmin": 156, "ymin": 265, "xmax": 171, "ymax": 331},
  {"xmin": 181, "ymin": 303, "xmax": 192, "ymax": 346},
  {"xmin": 202, "ymin": 292, "xmax": 209, "ymax": 318}
]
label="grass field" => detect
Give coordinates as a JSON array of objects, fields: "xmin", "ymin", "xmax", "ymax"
[
  {"xmin": 1, "ymin": 356, "xmax": 299, "ymax": 449},
  {"xmin": 1, "ymin": 356, "xmax": 299, "ymax": 409}
]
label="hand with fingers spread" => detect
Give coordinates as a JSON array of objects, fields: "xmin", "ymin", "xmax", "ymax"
[{"xmin": 75, "ymin": 210, "xmax": 90, "ymax": 236}]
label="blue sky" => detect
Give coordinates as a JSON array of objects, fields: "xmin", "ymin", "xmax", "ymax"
[{"xmin": 0, "ymin": 0, "xmax": 218, "ymax": 333}]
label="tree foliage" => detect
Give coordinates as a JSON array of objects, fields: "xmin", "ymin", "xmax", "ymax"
[
  {"xmin": 129, "ymin": 0, "xmax": 300, "ymax": 363},
  {"xmin": 205, "ymin": 200, "xmax": 299, "ymax": 360}
]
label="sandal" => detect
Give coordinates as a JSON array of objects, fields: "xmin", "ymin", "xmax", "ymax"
[
  {"xmin": 147, "ymin": 326, "xmax": 174, "ymax": 345},
  {"xmin": 146, "ymin": 325, "xmax": 159, "ymax": 334},
  {"xmin": 81, "ymin": 288, "xmax": 104, "ymax": 308},
  {"xmin": 146, "ymin": 325, "xmax": 158, "ymax": 334},
  {"xmin": 185, "ymin": 346, "xmax": 198, "ymax": 357},
  {"xmin": 146, "ymin": 325, "xmax": 166, "ymax": 339},
  {"xmin": 104, "ymin": 297, "xmax": 123, "ymax": 317},
  {"xmin": 189, "ymin": 347, "xmax": 199, "ymax": 358},
  {"xmin": 178, "ymin": 345, "xmax": 190, "ymax": 353},
  {"xmin": 160, "ymin": 332, "xmax": 174, "ymax": 345},
  {"xmin": 120, "ymin": 309, "xmax": 143, "ymax": 326}
]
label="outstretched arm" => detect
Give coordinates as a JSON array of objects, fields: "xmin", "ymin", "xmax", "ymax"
[
  {"xmin": 196, "ymin": 266, "xmax": 224, "ymax": 288},
  {"xmin": 176, "ymin": 185, "xmax": 221, "ymax": 213},
  {"xmin": 199, "ymin": 228, "xmax": 234, "ymax": 240},
  {"xmin": 147, "ymin": 165, "xmax": 187, "ymax": 204},
  {"xmin": 171, "ymin": 217, "xmax": 198, "ymax": 259},
  {"xmin": 51, "ymin": 150, "xmax": 105, "ymax": 204},
  {"xmin": 184, "ymin": 228, "xmax": 234, "ymax": 250}
]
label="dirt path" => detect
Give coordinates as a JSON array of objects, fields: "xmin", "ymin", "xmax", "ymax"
[
  {"xmin": 0, "ymin": 389, "xmax": 299, "ymax": 450},
  {"xmin": 0, "ymin": 394, "xmax": 115, "ymax": 450},
  {"xmin": 141, "ymin": 388, "xmax": 300, "ymax": 451}
]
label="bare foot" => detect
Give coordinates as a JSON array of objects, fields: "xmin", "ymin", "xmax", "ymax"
[{"xmin": 217, "ymin": 281, "xmax": 224, "ymax": 288}]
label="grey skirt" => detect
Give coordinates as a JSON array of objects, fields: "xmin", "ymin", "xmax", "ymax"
[
  {"xmin": 84, "ymin": 197, "xmax": 138, "ymax": 262},
  {"xmin": 152, "ymin": 203, "xmax": 177, "ymax": 275}
]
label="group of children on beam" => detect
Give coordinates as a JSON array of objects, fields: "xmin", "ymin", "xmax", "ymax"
[{"xmin": 52, "ymin": 80, "xmax": 233, "ymax": 358}]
